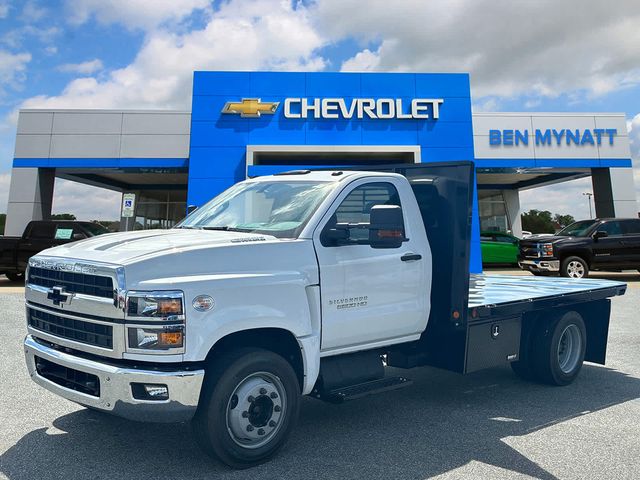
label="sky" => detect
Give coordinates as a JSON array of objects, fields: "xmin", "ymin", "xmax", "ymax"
[{"xmin": 0, "ymin": 0, "xmax": 639, "ymax": 221}]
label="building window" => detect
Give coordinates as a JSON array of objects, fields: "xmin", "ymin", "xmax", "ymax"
[
  {"xmin": 479, "ymin": 192, "xmax": 510, "ymax": 233},
  {"xmin": 132, "ymin": 190, "xmax": 187, "ymax": 230}
]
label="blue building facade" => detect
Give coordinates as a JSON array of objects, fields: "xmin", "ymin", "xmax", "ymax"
[{"xmin": 188, "ymin": 71, "xmax": 474, "ymax": 202}]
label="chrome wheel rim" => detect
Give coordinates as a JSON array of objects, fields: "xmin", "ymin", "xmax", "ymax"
[
  {"xmin": 557, "ymin": 324, "xmax": 582, "ymax": 374},
  {"xmin": 226, "ymin": 372, "xmax": 286, "ymax": 449},
  {"xmin": 566, "ymin": 261, "xmax": 585, "ymax": 278}
]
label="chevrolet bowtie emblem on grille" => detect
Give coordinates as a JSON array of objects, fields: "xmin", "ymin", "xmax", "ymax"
[
  {"xmin": 221, "ymin": 98, "xmax": 280, "ymax": 118},
  {"xmin": 47, "ymin": 286, "xmax": 73, "ymax": 306}
]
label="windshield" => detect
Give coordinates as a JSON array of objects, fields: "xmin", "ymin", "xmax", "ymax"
[
  {"xmin": 556, "ymin": 220, "xmax": 598, "ymax": 237},
  {"xmin": 175, "ymin": 180, "xmax": 336, "ymax": 238},
  {"xmin": 82, "ymin": 222, "xmax": 110, "ymax": 236}
]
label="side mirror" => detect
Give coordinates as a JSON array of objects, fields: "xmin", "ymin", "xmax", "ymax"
[
  {"xmin": 323, "ymin": 225, "xmax": 350, "ymax": 244},
  {"xmin": 593, "ymin": 230, "xmax": 608, "ymax": 240},
  {"xmin": 187, "ymin": 205, "xmax": 198, "ymax": 215},
  {"xmin": 369, "ymin": 205, "xmax": 406, "ymax": 249},
  {"xmin": 72, "ymin": 233, "xmax": 86, "ymax": 240}
]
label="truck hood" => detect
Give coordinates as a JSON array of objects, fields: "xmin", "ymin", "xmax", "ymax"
[
  {"xmin": 520, "ymin": 235, "xmax": 589, "ymax": 251},
  {"xmin": 37, "ymin": 228, "xmax": 279, "ymax": 266}
]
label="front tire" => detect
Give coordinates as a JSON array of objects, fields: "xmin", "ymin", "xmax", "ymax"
[
  {"xmin": 560, "ymin": 256, "xmax": 589, "ymax": 279},
  {"xmin": 532, "ymin": 311, "xmax": 586, "ymax": 386},
  {"xmin": 192, "ymin": 348, "xmax": 300, "ymax": 469},
  {"xmin": 5, "ymin": 271, "xmax": 25, "ymax": 282}
]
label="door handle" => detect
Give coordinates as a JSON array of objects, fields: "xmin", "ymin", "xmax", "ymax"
[{"xmin": 401, "ymin": 253, "xmax": 422, "ymax": 262}]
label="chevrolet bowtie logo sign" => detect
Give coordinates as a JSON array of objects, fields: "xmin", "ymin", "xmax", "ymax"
[{"xmin": 222, "ymin": 98, "xmax": 280, "ymax": 118}]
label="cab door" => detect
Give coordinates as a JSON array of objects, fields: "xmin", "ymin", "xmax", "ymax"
[
  {"xmin": 492, "ymin": 233, "xmax": 519, "ymax": 264},
  {"xmin": 314, "ymin": 178, "xmax": 429, "ymax": 353},
  {"xmin": 621, "ymin": 220, "xmax": 640, "ymax": 267},
  {"xmin": 591, "ymin": 221, "xmax": 625, "ymax": 268}
]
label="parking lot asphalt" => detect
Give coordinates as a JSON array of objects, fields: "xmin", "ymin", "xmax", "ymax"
[{"xmin": 0, "ymin": 271, "xmax": 639, "ymax": 479}]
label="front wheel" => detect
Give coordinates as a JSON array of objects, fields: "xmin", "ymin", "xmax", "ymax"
[
  {"xmin": 192, "ymin": 348, "xmax": 300, "ymax": 469},
  {"xmin": 5, "ymin": 271, "xmax": 25, "ymax": 282},
  {"xmin": 560, "ymin": 256, "xmax": 589, "ymax": 279}
]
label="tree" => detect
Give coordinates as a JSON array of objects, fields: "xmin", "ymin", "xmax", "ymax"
[
  {"xmin": 521, "ymin": 209, "xmax": 555, "ymax": 234},
  {"xmin": 50, "ymin": 213, "xmax": 77, "ymax": 220}
]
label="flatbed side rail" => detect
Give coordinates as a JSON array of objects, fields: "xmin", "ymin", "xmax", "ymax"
[{"xmin": 468, "ymin": 275, "xmax": 626, "ymax": 320}]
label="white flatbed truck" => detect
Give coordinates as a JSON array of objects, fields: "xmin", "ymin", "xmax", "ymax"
[{"xmin": 23, "ymin": 162, "xmax": 626, "ymax": 468}]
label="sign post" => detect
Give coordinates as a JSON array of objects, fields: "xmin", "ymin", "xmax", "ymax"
[{"xmin": 121, "ymin": 193, "xmax": 136, "ymax": 231}]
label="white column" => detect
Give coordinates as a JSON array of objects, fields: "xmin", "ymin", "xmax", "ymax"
[
  {"xmin": 609, "ymin": 167, "xmax": 638, "ymax": 217},
  {"xmin": 503, "ymin": 189, "xmax": 523, "ymax": 237},
  {"xmin": 4, "ymin": 168, "xmax": 55, "ymax": 236}
]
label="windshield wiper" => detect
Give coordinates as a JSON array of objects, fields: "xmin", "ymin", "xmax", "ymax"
[{"xmin": 201, "ymin": 226, "xmax": 254, "ymax": 232}]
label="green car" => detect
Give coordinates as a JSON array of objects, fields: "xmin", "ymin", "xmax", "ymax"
[{"xmin": 481, "ymin": 231, "xmax": 520, "ymax": 265}]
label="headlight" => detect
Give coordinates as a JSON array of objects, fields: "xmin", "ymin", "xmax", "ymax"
[
  {"xmin": 541, "ymin": 243, "xmax": 554, "ymax": 257},
  {"xmin": 125, "ymin": 291, "xmax": 185, "ymax": 353},
  {"xmin": 126, "ymin": 291, "xmax": 184, "ymax": 320},
  {"xmin": 127, "ymin": 325, "xmax": 184, "ymax": 350}
]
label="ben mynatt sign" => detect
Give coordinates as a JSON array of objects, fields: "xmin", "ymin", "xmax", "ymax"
[{"xmin": 489, "ymin": 128, "xmax": 618, "ymax": 146}]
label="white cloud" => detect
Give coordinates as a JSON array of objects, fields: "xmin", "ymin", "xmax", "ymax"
[
  {"xmin": 52, "ymin": 179, "xmax": 122, "ymax": 220},
  {"xmin": 2, "ymin": 25, "xmax": 60, "ymax": 49},
  {"xmin": 472, "ymin": 97, "xmax": 501, "ymax": 113},
  {"xmin": 65, "ymin": 0, "xmax": 211, "ymax": 31},
  {"xmin": 21, "ymin": 1, "xmax": 47, "ymax": 22},
  {"xmin": 340, "ymin": 47, "xmax": 381, "ymax": 72},
  {"xmin": 315, "ymin": 0, "xmax": 640, "ymax": 100},
  {"xmin": 19, "ymin": 0, "xmax": 326, "ymax": 111},
  {"xmin": 0, "ymin": 49, "xmax": 31, "ymax": 93},
  {"xmin": 58, "ymin": 59, "xmax": 104, "ymax": 75}
]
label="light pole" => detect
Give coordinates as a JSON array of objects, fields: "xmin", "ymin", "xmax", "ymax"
[{"xmin": 582, "ymin": 192, "xmax": 593, "ymax": 219}]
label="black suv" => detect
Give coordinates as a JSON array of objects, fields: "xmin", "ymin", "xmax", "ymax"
[{"xmin": 518, "ymin": 218, "xmax": 640, "ymax": 278}]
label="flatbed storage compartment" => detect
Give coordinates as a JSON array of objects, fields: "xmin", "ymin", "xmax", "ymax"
[{"xmin": 464, "ymin": 274, "xmax": 626, "ymax": 373}]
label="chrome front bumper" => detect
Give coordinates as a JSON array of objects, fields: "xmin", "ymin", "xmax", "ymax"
[
  {"xmin": 24, "ymin": 335, "xmax": 205, "ymax": 423},
  {"xmin": 518, "ymin": 259, "xmax": 560, "ymax": 272}
]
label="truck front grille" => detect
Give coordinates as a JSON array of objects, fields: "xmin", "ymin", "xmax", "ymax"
[
  {"xmin": 28, "ymin": 267, "xmax": 114, "ymax": 299},
  {"xmin": 520, "ymin": 246, "xmax": 540, "ymax": 258},
  {"xmin": 35, "ymin": 356, "xmax": 100, "ymax": 397},
  {"xmin": 28, "ymin": 307, "xmax": 113, "ymax": 349}
]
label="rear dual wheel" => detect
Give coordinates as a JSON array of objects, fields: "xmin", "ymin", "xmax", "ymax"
[
  {"xmin": 511, "ymin": 311, "xmax": 586, "ymax": 386},
  {"xmin": 192, "ymin": 348, "xmax": 300, "ymax": 469}
]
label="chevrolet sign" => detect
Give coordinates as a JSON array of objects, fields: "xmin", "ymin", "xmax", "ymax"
[{"xmin": 222, "ymin": 98, "xmax": 444, "ymax": 120}]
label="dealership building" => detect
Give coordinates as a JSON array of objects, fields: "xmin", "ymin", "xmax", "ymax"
[{"xmin": 5, "ymin": 71, "xmax": 638, "ymax": 271}]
